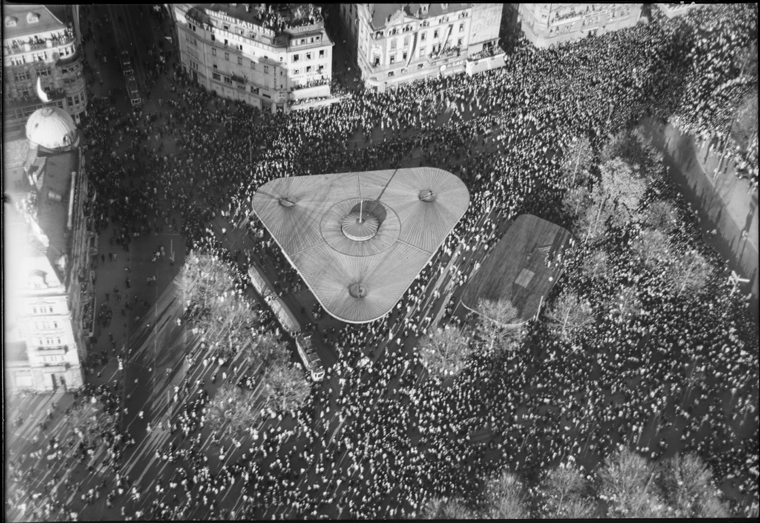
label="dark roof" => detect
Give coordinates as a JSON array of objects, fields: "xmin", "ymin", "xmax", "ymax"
[
  {"xmin": 461, "ymin": 214, "xmax": 574, "ymax": 322},
  {"xmin": 36, "ymin": 149, "xmax": 78, "ymax": 279}
]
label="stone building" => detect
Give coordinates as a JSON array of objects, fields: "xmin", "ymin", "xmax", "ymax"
[
  {"xmin": 339, "ymin": 3, "xmax": 505, "ymax": 92},
  {"xmin": 518, "ymin": 4, "xmax": 643, "ymax": 48},
  {"xmin": 172, "ymin": 3, "xmax": 334, "ymax": 113},
  {"xmin": 3, "ymin": 5, "xmax": 87, "ymax": 131},
  {"xmin": 4, "ymin": 106, "xmax": 97, "ymax": 394}
]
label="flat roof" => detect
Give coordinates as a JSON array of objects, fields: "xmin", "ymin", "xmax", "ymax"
[
  {"xmin": 253, "ymin": 168, "xmax": 469, "ymax": 323},
  {"xmin": 37, "ymin": 150, "xmax": 77, "ymax": 268},
  {"xmin": 461, "ymin": 214, "xmax": 574, "ymax": 322}
]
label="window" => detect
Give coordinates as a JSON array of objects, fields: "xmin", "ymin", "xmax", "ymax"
[
  {"xmin": 250, "ymin": 61, "xmax": 256, "ymax": 69},
  {"xmin": 404, "ymin": 35, "xmax": 410, "ymax": 47},
  {"xmin": 223, "ymin": 24, "xmax": 229, "ymax": 30},
  {"xmin": 306, "ymin": 52, "xmax": 312, "ymax": 60},
  {"xmin": 66, "ymin": 96, "xmax": 73, "ymax": 106},
  {"xmin": 402, "ymin": 52, "xmax": 407, "ymax": 60},
  {"xmin": 457, "ymin": 38, "xmax": 462, "ymax": 47},
  {"xmin": 238, "ymin": 56, "xmax": 242, "ymax": 65},
  {"xmin": 263, "ymin": 65, "xmax": 269, "ymax": 74},
  {"xmin": 224, "ymin": 76, "xmax": 232, "ymax": 84},
  {"xmin": 212, "ymin": 48, "xmax": 217, "ymax": 56},
  {"xmin": 250, "ymin": 86, "xmax": 259, "ymax": 94},
  {"xmin": 293, "ymin": 54, "xmax": 300, "ymax": 62},
  {"xmin": 14, "ymin": 71, "xmax": 30, "ymax": 82},
  {"xmin": 189, "ymin": 22, "xmax": 196, "ymax": 31},
  {"xmin": 319, "ymin": 49, "xmax": 325, "ymax": 58},
  {"xmin": 420, "ymin": 32, "xmax": 427, "ymax": 41},
  {"xmin": 459, "ymin": 23, "xmax": 465, "ymax": 32},
  {"xmin": 390, "ymin": 55, "xmax": 396, "ymax": 65},
  {"xmin": 294, "ymin": 69, "xmax": 300, "ymax": 75},
  {"xmin": 419, "ymin": 47, "xmax": 426, "ymax": 57},
  {"xmin": 212, "ymin": 72, "xmax": 221, "ymax": 80},
  {"xmin": 373, "ymin": 56, "xmax": 380, "ymax": 67},
  {"xmin": 418, "ymin": 62, "xmax": 424, "ymax": 69},
  {"xmin": 433, "ymin": 30, "xmax": 439, "ymax": 39},
  {"xmin": 194, "ymin": 38, "xmax": 198, "ymax": 47},
  {"xmin": 213, "ymin": 63, "xmax": 218, "ymax": 69},
  {"xmin": 211, "ymin": 34, "xmax": 215, "ymax": 41},
  {"xmin": 390, "ymin": 38, "xmax": 397, "ymax": 50},
  {"xmin": 318, "ymin": 64, "xmax": 324, "ymax": 73},
  {"xmin": 306, "ymin": 66, "xmax": 312, "ymax": 73},
  {"xmin": 39, "ymin": 67, "xmax": 50, "ymax": 77},
  {"xmin": 300, "ymin": 39, "xmax": 305, "ymax": 45},
  {"xmin": 388, "ymin": 71, "xmax": 394, "ymax": 77},
  {"xmin": 191, "ymin": 61, "xmax": 199, "ymax": 71},
  {"xmin": 225, "ymin": 52, "xmax": 229, "ymax": 61}
]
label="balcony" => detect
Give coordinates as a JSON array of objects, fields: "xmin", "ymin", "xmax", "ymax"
[
  {"xmin": 4, "ymin": 31, "xmax": 76, "ymax": 56},
  {"xmin": 56, "ymin": 46, "xmax": 82, "ymax": 67}
]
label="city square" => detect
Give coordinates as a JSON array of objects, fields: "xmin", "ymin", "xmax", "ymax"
[{"xmin": 3, "ymin": 3, "xmax": 759, "ymax": 521}]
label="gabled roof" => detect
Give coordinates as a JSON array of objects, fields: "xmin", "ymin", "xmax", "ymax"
[{"xmin": 254, "ymin": 168, "xmax": 469, "ymax": 323}]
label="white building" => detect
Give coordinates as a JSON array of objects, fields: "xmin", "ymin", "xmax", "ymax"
[
  {"xmin": 340, "ymin": 3, "xmax": 505, "ymax": 92},
  {"xmin": 172, "ymin": 3, "xmax": 334, "ymax": 113},
  {"xmin": 4, "ymin": 106, "xmax": 96, "ymax": 394},
  {"xmin": 518, "ymin": 4, "xmax": 643, "ymax": 48},
  {"xmin": 3, "ymin": 5, "xmax": 87, "ymax": 131}
]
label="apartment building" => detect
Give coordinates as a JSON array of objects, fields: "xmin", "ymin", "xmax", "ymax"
[
  {"xmin": 3, "ymin": 5, "xmax": 87, "ymax": 131},
  {"xmin": 172, "ymin": 3, "xmax": 334, "ymax": 113},
  {"xmin": 340, "ymin": 3, "xmax": 505, "ymax": 92},
  {"xmin": 518, "ymin": 4, "xmax": 643, "ymax": 48}
]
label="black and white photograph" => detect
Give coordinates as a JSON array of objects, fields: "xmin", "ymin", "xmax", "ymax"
[{"xmin": 3, "ymin": 3, "xmax": 758, "ymax": 520}]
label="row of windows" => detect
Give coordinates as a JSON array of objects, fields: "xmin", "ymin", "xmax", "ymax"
[
  {"xmin": 5, "ymin": 100, "xmax": 65, "ymax": 120},
  {"xmin": 373, "ymin": 40, "xmax": 463, "ymax": 67},
  {"xmin": 34, "ymin": 320, "xmax": 60, "ymax": 330},
  {"xmin": 292, "ymin": 64, "xmax": 325, "ymax": 75},
  {"xmin": 291, "ymin": 49, "xmax": 326, "ymax": 63},
  {"xmin": 38, "ymin": 337, "xmax": 63, "ymax": 346},
  {"xmin": 377, "ymin": 18, "xmax": 467, "ymax": 40}
]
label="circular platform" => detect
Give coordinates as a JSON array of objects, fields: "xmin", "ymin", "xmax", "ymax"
[{"xmin": 320, "ymin": 198, "xmax": 400, "ymax": 257}]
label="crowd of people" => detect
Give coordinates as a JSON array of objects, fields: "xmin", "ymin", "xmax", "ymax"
[{"xmin": 7, "ymin": 3, "xmax": 758, "ymax": 521}]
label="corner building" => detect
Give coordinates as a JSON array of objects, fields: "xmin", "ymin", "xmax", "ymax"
[
  {"xmin": 3, "ymin": 5, "xmax": 87, "ymax": 131},
  {"xmin": 4, "ymin": 107, "xmax": 96, "ymax": 394},
  {"xmin": 340, "ymin": 3, "xmax": 505, "ymax": 93},
  {"xmin": 172, "ymin": 3, "xmax": 333, "ymax": 113},
  {"xmin": 518, "ymin": 4, "xmax": 643, "ymax": 48}
]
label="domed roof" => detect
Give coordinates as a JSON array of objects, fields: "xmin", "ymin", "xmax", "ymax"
[{"xmin": 26, "ymin": 106, "xmax": 77, "ymax": 150}]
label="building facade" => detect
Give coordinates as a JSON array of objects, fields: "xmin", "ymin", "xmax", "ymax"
[
  {"xmin": 518, "ymin": 4, "xmax": 643, "ymax": 48},
  {"xmin": 654, "ymin": 3, "xmax": 705, "ymax": 19},
  {"xmin": 3, "ymin": 5, "xmax": 87, "ymax": 131},
  {"xmin": 340, "ymin": 3, "xmax": 505, "ymax": 92},
  {"xmin": 172, "ymin": 3, "xmax": 334, "ymax": 113},
  {"xmin": 4, "ymin": 107, "xmax": 97, "ymax": 394}
]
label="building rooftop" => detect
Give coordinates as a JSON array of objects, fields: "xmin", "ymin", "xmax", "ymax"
[
  {"xmin": 369, "ymin": 3, "xmax": 472, "ymax": 30},
  {"xmin": 3, "ymin": 5, "xmax": 68, "ymax": 39},
  {"xmin": 461, "ymin": 214, "xmax": 573, "ymax": 322},
  {"xmin": 190, "ymin": 3, "xmax": 324, "ymax": 34},
  {"xmin": 36, "ymin": 149, "xmax": 77, "ymax": 274},
  {"xmin": 26, "ymin": 107, "xmax": 78, "ymax": 151},
  {"xmin": 253, "ymin": 167, "xmax": 469, "ymax": 323}
]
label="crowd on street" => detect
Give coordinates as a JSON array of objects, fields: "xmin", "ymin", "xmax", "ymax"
[{"xmin": 6, "ymin": 4, "xmax": 757, "ymax": 521}]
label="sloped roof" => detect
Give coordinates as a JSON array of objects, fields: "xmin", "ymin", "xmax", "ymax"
[
  {"xmin": 369, "ymin": 3, "xmax": 473, "ymax": 30},
  {"xmin": 253, "ymin": 167, "xmax": 469, "ymax": 323},
  {"xmin": 461, "ymin": 214, "xmax": 574, "ymax": 322},
  {"xmin": 3, "ymin": 5, "xmax": 67, "ymax": 38}
]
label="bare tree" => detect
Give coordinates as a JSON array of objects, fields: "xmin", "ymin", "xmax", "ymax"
[
  {"xmin": 482, "ymin": 471, "xmax": 530, "ymax": 519},
  {"xmin": 633, "ymin": 229, "xmax": 672, "ymax": 268},
  {"xmin": 421, "ymin": 497, "xmax": 478, "ymax": 519},
  {"xmin": 546, "ymin": 290, "xmax": 594, "ymax": 342},
  {"xmin": 642, "ymin": 200, "xmax": 678, "ymax": 233},
  {"xmin": 667, "ymin": 249, "xmax": 713, "ymax": 296},
  {"xmin": 476, "ymin": 298, "xmax": 524, "ymax": 353},
  {"xmin": 417, "ymin": 325, "xmax": 473, "ymax": 379},
  {"xmin": 656, "ymin": 453, "xmax": 730, "ymax": 518},
  {"xmin": 583, "ymin": 249, "xmax": 611, "ymax": 280},
  {"xmin": 260, "ymin": 360, "xmax": 311, "ymax": 414},
  {"xmin": 598, "ymin": 447, "xmax": 666, "ymax": 518},
  {"xmin": 206, "ymin": 383, "xmax": 262, "ymax": 436},
  {"xmin": 561, "ymin": 135, "xmax": 594, "ymax": 187},
  {"xmin": 537, "ymin": 464, "xmax": 596, "ymax": 519}
]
